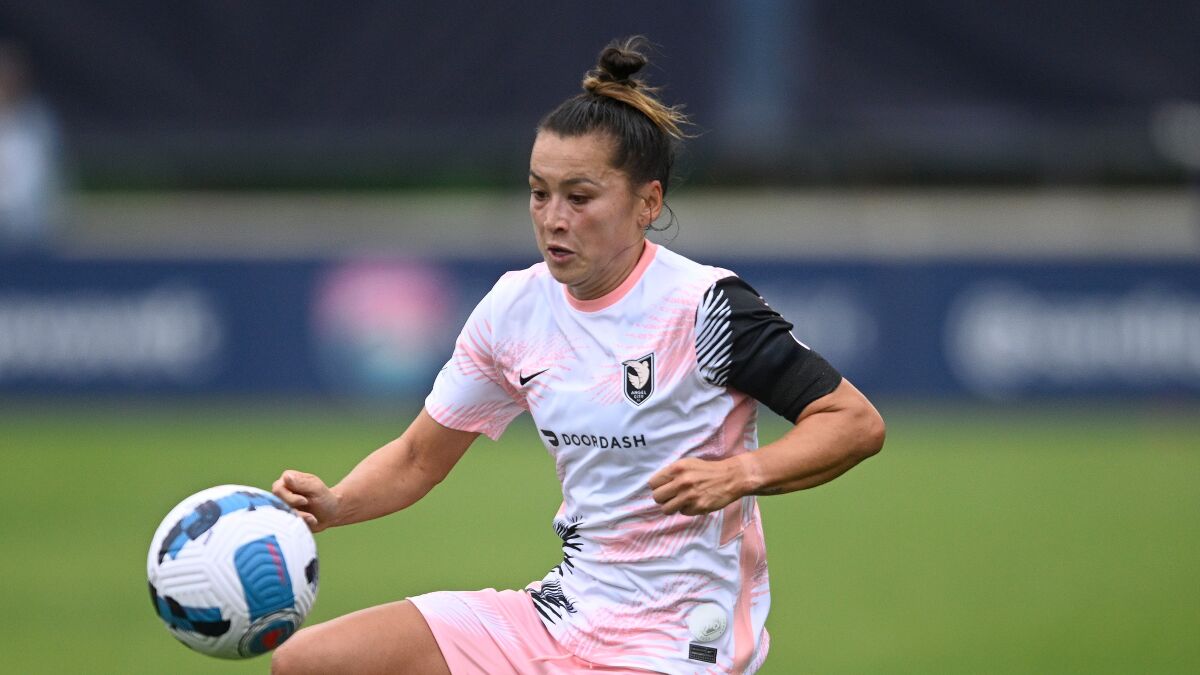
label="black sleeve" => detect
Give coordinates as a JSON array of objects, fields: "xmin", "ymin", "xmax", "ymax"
[{"xmin": 695, "ymin": 276, "xmax": 842, "ymax": 421}]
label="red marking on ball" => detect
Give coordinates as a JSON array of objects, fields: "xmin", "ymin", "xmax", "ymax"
[
  {"xmin": 267, "ymin": 541, "xmax": 286, "ymax": 583},
  {"xmin": 263, "ymin": 629, "xmax": 281, "ymax": 650}
]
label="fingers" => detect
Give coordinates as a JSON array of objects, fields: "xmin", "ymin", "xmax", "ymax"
[
  {"xmin": 655, "ymin": 491, "xmax": 705, "ymax": 517},
  {"xmin": 271, "ymin": 475, "xmax": 303, "ymax": 508},
  {"xmin": 284, "ymin": 470, "xmax": 324, "ymax": 496},
  {"xmin": 273, "ymin": 470, "xmax": 331, "ymax": 532},
  {"xmin": 649, "ymin": 458, "xmax": 698, "ymax": 503},
  {"xmin": 649, "ymin": 458, "xmax": 736, "ymax": 516},
  {"xmin": 650, "ymin": 477, "xmax": 680, "ymax": 507},
  {"xmin": 273, "ymin": 470, "xmax": 321, "ymax": 508},
  {"xmin": 647, "ymin": 464, "xmax": 674, "ymax": 489},
  {"xmin": 650, "ymin": 461, "xmax": 688, "ymax": 515},
  {"xmin": 658, "ymin": 496, "xmax": 684, "ymax": 516}
]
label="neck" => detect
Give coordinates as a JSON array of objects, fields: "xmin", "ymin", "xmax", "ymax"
[{"xmin": 568, "ymin": 238, "xmax": 647, "ymax": 301}]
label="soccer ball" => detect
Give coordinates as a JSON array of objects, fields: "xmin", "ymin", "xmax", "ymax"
[{"xmin": 146, "ymin": 484, "xmax": 319, "ymax": 659}]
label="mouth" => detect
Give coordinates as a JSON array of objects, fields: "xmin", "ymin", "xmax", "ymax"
[{"xmin": 545, "ymin": 245, "xmax": 575, "ymax": 263}]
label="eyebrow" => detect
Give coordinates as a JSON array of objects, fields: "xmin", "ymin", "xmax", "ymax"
[{"xmin": 528, "ymin": 171, "xmax": 601, "ymax": 188}]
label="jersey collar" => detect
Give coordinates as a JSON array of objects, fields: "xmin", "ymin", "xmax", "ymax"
[{"xmin": 563, "ymin": 240, "xmax": 659, "ymax": 313}]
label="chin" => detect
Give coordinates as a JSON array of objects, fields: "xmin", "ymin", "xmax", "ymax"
[
  {"xmin": 542, "ymin": 257, "xmax": 578, "ymax": 282},
  {"xmin": 546, "ymin": 267, "xmax": 578, "ymax": 287}
]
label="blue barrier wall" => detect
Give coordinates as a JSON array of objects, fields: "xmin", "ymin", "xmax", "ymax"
[{"xmin": 2, "ymin": 256, "xmax": 1198, "ymax": 400}]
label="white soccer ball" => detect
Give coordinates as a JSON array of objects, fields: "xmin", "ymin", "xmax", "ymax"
[{"xmin": 146, "ymin": 484, "xmax": 319, "ymax": 659}]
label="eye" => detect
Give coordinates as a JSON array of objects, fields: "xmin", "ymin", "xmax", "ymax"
[
  {"xmin": 568, "ymin": 193, "xmax": 591, "ymax": 206},
  {"xmin": 530, "ymin": 188, "xmax": 549, "ymax": 202}
]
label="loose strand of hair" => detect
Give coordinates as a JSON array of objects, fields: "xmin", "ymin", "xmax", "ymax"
[
  {"xmin": 647, "ymin": 201, "xmax": 680, "ymax": 246},
  {"xmin": 583, "ymin": 78, "xmax": 691, "ymax": 140}
]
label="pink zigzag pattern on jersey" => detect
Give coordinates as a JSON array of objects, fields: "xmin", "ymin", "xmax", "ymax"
[
  {"xmin": 451, "ymin": 282, "xmax": 583, "ymax": 410},
  {"xmin": 672, "ymin": 418, "xmax": 730, "ymax": 468},
  {"xmin": 630, "ymin": 283, "xmax": 711, "ymax": 389},
  {"xmin": 593, "ymin": 504, "xmax": 715, "ymax": 563},
  {"xmin": 584, "ymin": 366, "xmax": 624, "ymax": 406},
  {"xmin": 696, "ymin": 629, "xmax": 769, "ymax": 675},
  {"xmin": 745, "ymin": 630, "xmax": 771, "ymax": 674},
  {"xmin": 453, "ymin": 319, "xmax": 499, "ymax": 384},
  {"xmin": 731, "ymin": 508, "xmax": 771, "ymax": 674},
  {"xmin": 584, "ymin": 280, "xmax": 711, "ymax": 405},
  {"xmin": 587, "ymin": 390, "xmax": 756, "ymax": 564},
  {"xmin": 723, "ymin": 391, "xmax": 758, "ymax": 456},
  {"xmin": 489, "ymin": 332, "xmax": 580, "ymax": 408},
  {"xmin": 749, "ymin": 525, "xmax": 770, "ymax": 596},
  {"xmin": 426, "ymin": 399, "xmax": 517, "ymax": 439},
  {"xmin": 555, "ymin": 571, "xmax": 720, "ymax": 664},
  {"xmin": 751, "ymin": 578, "xmax": 770, "ymax": 603},
  {"xmin": 669, "ymin": 390, "xmax": 757, "ymax": 469}
]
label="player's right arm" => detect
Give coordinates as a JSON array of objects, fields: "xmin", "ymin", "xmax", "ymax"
[
  {"xmin": 277, "ymin": 279, "xmax": 522, "ymax": 531},
  {"xmin": 272, "ymin": 408, "xmax": 479, "ymax": 532}
]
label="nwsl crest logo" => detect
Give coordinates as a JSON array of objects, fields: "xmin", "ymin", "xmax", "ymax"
[{"xmin": 622, "ymin": 353, "xmax": 654, "ymax": 406}]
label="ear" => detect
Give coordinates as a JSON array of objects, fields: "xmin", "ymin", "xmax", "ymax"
[{"xmin": 638, "ymin": 180, "xmax": 664, "ymax": 227}]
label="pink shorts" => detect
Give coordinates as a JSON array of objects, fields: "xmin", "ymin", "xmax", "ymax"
[{"xmin": 409, "ymin": 588, "xmax": 656, "ymax": 674}]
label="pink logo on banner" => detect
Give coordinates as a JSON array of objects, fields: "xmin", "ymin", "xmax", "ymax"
[{"xmin": 311, "ymin": 261, "xmax": 455, "ymax": 395}]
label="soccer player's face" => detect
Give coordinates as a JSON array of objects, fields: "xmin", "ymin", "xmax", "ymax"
[{"xmin": 529, "ymin": 132, "xmax": 660, "ymax": 301}]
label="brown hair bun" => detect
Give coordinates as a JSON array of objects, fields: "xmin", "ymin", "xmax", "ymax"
[
  {"xmin": 593, "ymin": 39, "xmax": 648, "ymax": 86},
  {"xmin": 538, "ymin": 35, "xmax": 691, "ymax": 199}
]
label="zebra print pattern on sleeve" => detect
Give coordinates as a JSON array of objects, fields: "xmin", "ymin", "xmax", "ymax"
[
  {"xmin": 695, "ymin": 281, "xmax": 733, "ymax": 386},
  {"xmin": 696, "ymin": 275, "xmax": 843, "ymax": 420}
]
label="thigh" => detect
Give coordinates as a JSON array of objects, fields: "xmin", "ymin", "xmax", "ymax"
[
  {"xmin": 411, "ymin": 589, "xmax": 658, "ymax": 675},
  {"xmin": 271, "ymin": 599, "xmax": 449, "ymax": 675}
]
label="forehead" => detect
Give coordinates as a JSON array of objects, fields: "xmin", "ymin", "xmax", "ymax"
[{"xmin": 529, "ymin": 132, "xmax": 621, "ymax": 182}]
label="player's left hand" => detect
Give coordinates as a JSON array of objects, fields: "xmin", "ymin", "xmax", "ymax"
[{"xmin": 648, "ymin": 456, "xmax": 748, "ymax": 516}]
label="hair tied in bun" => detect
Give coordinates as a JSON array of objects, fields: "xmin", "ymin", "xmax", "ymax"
[{"xmin": 597, "ymin": 38, "xmax": 649, "ymax": 86}]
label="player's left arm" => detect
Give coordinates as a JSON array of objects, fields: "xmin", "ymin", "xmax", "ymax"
[
  {"xmin": 650, "ymin": 277, "xmax": 885, "ymax": 516},
  {"xmin": 738, "ymin": 377, "xmax": 884, "ymax": 494},
  {"xmin": 650, "ymin": 380, "xmax": 883, "ymax": 515}
]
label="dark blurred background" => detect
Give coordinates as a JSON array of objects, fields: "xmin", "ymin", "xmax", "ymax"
[
  {"xmin": 5, "ymin": 1, "xmax": 1200, "ymax": 188},
  {"xmin": 2, "ymin": 0, "xmax": 1198, "ymax": 400}
]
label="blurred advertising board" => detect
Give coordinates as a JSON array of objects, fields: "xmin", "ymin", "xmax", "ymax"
[{"xmin": 1, "ymin": 256, "xmax": 1197, "ymax": 400}]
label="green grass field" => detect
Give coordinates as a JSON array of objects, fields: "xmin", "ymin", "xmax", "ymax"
[{"xmin": 1, "ymin": 399, "xmax": 1197, "ymax": 674}]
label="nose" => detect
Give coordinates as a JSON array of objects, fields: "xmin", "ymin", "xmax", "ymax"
[{"xmin": 541, "ymin": 198, "xmax": 570, "ymax": 231}]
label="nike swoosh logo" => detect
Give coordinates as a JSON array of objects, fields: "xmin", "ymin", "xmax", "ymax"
[{"xmin": 519, "ymin": 368, "xmax": 549, "ymax": 386}]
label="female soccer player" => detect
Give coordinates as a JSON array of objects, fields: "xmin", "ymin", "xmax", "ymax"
[{"xmin": 271, "ymin": 37, "xmax": 885, "ymax": 675}]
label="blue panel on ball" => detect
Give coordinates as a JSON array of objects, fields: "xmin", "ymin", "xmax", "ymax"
[
  {"xmin": 149, "ymin": 581, "xmax": 231, "ymax": 637},
  {"xmin": 234, "ymin": 534, "xmax": 296, "ymax": 621},
  {"xmin": 158, "ymin": 490, "xmax": 291, "ymax": 563}
]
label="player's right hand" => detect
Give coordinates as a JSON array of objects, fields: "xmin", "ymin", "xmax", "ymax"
[{"xmin": 272, "ymin": 470, "xmax": 340, "ymax": 533}]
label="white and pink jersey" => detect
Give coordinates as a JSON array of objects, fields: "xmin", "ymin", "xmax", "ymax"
[{"xmin": 426, "ymin": 242, "xmax": 775, "ymax": 674}]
